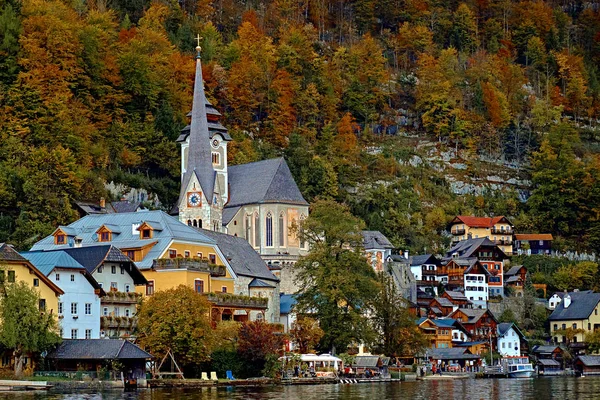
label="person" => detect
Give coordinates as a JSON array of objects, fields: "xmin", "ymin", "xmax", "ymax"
[
  {"xmin": 438, "ymin": 366, "xmax": 442, "ymax": 376},
  {"xmin": 365, "ymin": 369, "xmax": 372, "ymax": 378},
  {"xmin": 432, "ymin": 364, "xmax": 437, "ymax": 375},
  {"xmin": 294, "ymin": 365, "xmax": 300, "ymax": 377},
  {"xmin": 421, "ymin": 367, "xmax": 426, "ymax": 377}
]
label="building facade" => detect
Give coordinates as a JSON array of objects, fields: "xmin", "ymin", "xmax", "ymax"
[
  {"xmin": 548, "ymin": 291, "xmax": 600, "ymax": 345},
  {"xmin": 449, "ymin": 216, "xmax": 514, "ymax": 255}
]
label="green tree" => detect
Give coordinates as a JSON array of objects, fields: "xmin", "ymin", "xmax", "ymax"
[
  {"xmin": 371, "ymin": 272, "xmax": 427, "ymax": 357},
  {"xmin": 295, "ymin": 200, "xmax": 378, "ymax": 354},
  {"xmin": 0, "ymin": 281, "xmax": 60, "ymax": 377},
  {"xmin": 136, "ymin": 285, "xmax": 214, "ymax": 371}
]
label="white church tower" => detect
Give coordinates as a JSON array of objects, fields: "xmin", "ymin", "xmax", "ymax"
[{"xmin": 176, "ymin": 42, "xmax": 231, "ymax": 231}]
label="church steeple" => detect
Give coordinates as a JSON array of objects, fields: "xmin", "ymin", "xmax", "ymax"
[{"xmin": 178, "ymin": 41, "xmax": 216, "ymax": 206}]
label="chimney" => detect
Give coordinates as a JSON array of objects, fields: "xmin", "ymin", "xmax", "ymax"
[
  {"xmin": 74, "ymin": 237, "xmax": 83, "ymax": 248},
  {"xmin": 404, "ymin": 250, "xmax": 409, "ymax": 260},
  {"xmin": 99, "ymin": 197, "xmax": 105, "ymax": 208},
  {"xmin": 563, "ymin": 293, "xmax": 571, "ymax": 308}
]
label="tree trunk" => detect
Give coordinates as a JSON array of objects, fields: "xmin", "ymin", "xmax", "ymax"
[{"xmin": 14, "ymin": 349, "xmax": 24, "ymax": 378}]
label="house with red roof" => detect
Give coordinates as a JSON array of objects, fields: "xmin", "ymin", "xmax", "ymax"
[{"xmin": 449, "ymin": 216, "xmax": 514, "ymax": 255}]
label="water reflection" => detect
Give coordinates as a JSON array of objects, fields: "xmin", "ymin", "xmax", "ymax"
[{"xmin": 2, "ymin": 377, "xmax": 600, "ymax": 400}]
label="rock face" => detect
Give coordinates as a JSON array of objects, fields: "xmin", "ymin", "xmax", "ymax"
[
  {"xmin": 414, "ymin": 138, "xmax": 531, "ymax": 198},
  {"xmin": 105, "ymin": 181, "xmax": 161, "ymax": 207}
]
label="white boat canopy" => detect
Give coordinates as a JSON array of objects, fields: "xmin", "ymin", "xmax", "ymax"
[{"xmin": 280, "ymin": 354, "xmax": 343, "ymax": 370}]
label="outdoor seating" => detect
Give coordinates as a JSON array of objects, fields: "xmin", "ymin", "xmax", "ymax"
[
  {"xmin": 226, "ymin": 370, "xmax": 235, "ymax": 380},
  {"xmin": 210, "ymin": 371, "xmax": 218, "ymax": 380},
  {"xmin": 201, "ymin": 372, "xmax": 209, "ymax": 380}
]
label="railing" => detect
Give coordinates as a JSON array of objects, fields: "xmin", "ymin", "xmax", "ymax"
[
  {"xmin": 204, "ymin": 292, "xmax": 269, "ymax": 309},
  {"xmin": 34, "ymin": 371, "xmax": 122, "ymax": 381},
  {"xmin": 102, "ymin": 291, "xmax": 141, "ymax": 304},
  {"xmin": 493, "ymin": 239, "xmax": 513, "ymax": 245},
  {"xmin": 152, "ymin": 258, "xmax": 226, "ymax": 276},
  {"xmin": 100, "ymin": 316, "xmax": 137, "ymax": 329},
  {"xmin": 491, "ymin": 228, "xmax": 513, "ymax": 235},
  {"xmin": 451, "ymin": 229, "xmax": 466, "ymax": 235}
]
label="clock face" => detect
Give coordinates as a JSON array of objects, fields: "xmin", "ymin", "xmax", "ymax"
[
  {"xmin": 187, "ymin": 191, "xmax": 202, "ymax": 207},
  {"xmin": 212, "ymin": 139, "xmax": 219, "ymax": 148}
]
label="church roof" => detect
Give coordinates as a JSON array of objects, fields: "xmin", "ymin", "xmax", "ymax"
[
  {"xmin": 226, "ymin": 158, "xmax": 308, "ymax": 208},
  {"xmin": 198, "ymin": 229, "xmax": 278, "ymax": 282},
  {"xmin": 178, "ymin": 51, "xmax": 216, "ymax": 205},
  {"xmin": 177, "ymin": 122, "xmax": 232, "ymax": 142},
  {"xmin": 30, "ymin": 210, "xmax": 217, "ymax": 270}
]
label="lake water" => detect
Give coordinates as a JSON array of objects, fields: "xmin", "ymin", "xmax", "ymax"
[{"xmin": 2, "ymin": 377, "xmax": 600, "ymax": 400}]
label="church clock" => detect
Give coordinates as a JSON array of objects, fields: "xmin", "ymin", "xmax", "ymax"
[{"xmin": 187, "ymin": 191, "xmax": 202, "ymax": 207}]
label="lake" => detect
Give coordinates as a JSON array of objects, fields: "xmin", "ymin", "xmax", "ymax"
[{"xmin": 2, "ymin": 377, "xmax": 600, "ymax": 400}]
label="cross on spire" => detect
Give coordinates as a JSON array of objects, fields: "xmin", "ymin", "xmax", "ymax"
[{"xmin": 195, "ymin": 34, "xmax": 202, "ymax": 47}]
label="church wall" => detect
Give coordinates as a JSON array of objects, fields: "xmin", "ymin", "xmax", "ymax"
[
  {"xmin": 178, "ymin": 174, "xmax": 223, "ymax": 231},
  {"xmin": 278, "ymin": 264, "xmax": 300, "ymax": 295}
]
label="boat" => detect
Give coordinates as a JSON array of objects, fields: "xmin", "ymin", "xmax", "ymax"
[{"xmin": 502, "ymin": 356, "xmax": 534, "ymax": 378}]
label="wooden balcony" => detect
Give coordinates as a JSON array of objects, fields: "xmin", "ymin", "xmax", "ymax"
[
  {"xmin": 451, "ymin": 229, "xmax": 466, "ymax": 235},
  {"xmin": 152, "ymin": 258, "xmax": 226, "ymax": 276},
  {"xmin": 491, "ymin": 228, "xmax": 513, "ymax": 235},
  {"xmin": 100, "ymin": 316, "xmax": 136, "ymax": 329},
  {"xmin": 204, "ymin": 292, "xmax": 268, "ymax": 310},
  {"xmin": 102, "ymin": 291, "xmax": 141, "ymax": 304}
]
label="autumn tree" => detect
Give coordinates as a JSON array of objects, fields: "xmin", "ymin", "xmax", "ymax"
[
  {"xmin": 290, "ymin": 316, "xmax": 324, "ymax": 353},
  {"xmin": 0, "ymin": 281, "xmax": 60, "ymax": 378},
  {"xmin": 136, "ymin": 285, "xmax": 214, "ymax": 371},
  {"xmin": 295, "ymin": 200, "xmax": 378, "ymax": 354},
  {"xmin": 237, "ymin": 320, "xmax": 286, "ymax": 377}
]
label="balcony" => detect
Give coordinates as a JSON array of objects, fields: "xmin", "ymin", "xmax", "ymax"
[
  {"xmin": 152, "ymin": 258, "xmax": 226, "ymax": 276},
  {"xmin": 493, "ymin": 239, "xmax": 513, "ymax": 245},
  {"xmin": 102, "ymin": 291, "xmax": 141, "ymax": 304},
  {"xmin": 204, "ymin": 292, "xmax": 269, "ymax": 310},
  {"xmin": 491, "ymin": 228, "xmax": 513, "ymax": 235},
  {"xmin": 100, "ymin": 316, "xmax": 136, "ymax": 329},
  {"xmin": 451, "ymin": 229, "xmax": 466, "ymax": 236}
]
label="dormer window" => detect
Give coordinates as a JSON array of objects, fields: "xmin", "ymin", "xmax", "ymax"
[
  {"xmin": 138, "ymin": 222, "xmax": 156, "ymax": 239},
  {"xmin": 100, "ymin": 232, "xmax": 110, "ymax": 242},
  {"xmin": 142, "ymin": 229, "xmax": 151, "ymax": 239},
  {"xmin": 56, "ymin": 235, "xmax": 66, "ymax": 244}
]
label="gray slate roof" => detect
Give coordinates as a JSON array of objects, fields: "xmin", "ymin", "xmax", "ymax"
[
  {"xmin": 226, "ymin": 158, "xmax": 308, "ymax": 208},
  {"xmin": 497, "ymin": 322, "xmax": 526, "ymax": 339},
  {"xmin": 434, "ymin": 297, "xmax": 455, "ymax": 307},
  {"xmin": 537, "ymin": 359, "xmax": 560, "ymax": 367},
  {"xmin": 445, "ymin": 237, "xmax": 506, "ymax": 260},
  {"xmin": 444, "ymin": 291, "xmax": 468, "ymax": 301},
  {"xmin": 198, "ymin": 228, "xmax": 278, "ymax": 282},
  {"xmin": 111, "ymin": 201, "xmax": 142, "ymax": 213},
  {"xmin": 505, "ymin": 265, "xmax": 525, "ymax": 276},
  {"xmin": 30, "ymin": 211, "xmax": 217, "ymax": 270},
  {"xmin": 354, "ymin": 356, "xmax": 380, "ymax": 368},
  {"xmin": 427, "ymin": 348, "xmax": 480, "ymax": 360},
  {"xmin": 361, "ymin": 231, "xmax": 394, "ymax": 250},
  {"xmin": 548, "ymin": 291, "xmax": 600, "ymax": 321},
  {"xmin": 532, "ymin": 345, "xmax": 561, "ymax": 354},
  {"xmin": 410, "ymin": 254, "xmax": 440, "ymax": 267},
  {"xmin": 48, "ymin": 339, "xmax": 152, "ymax": 360},
  {"xmin": 249, "ymin": 278, "xmax": 276, "ymax": 288}
]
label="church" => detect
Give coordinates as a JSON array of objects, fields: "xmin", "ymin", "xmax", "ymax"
[{"xmin": 173, "ymin": 44, "xmax": 309, "ymax": 293}]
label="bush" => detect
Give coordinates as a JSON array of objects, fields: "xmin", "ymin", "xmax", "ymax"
[{"xmin": 209, "ymin": 349, "xmax": 243, "ymax": 379}]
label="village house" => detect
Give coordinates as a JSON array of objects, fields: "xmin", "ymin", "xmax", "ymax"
[
  {"xmin": 25, "ymin": 245, "xmax": 146, "ymax": 339},
  {"xmin": 497, "ymin": 322, "xmax": 527, "ymax": 357},
  {"xmin": 531, "ymin": 345, "xmax": 564, "ymax": 375},
  {"xmin": 21, "ymin": 251, "xmax": 105, "ymax": 340},
  {"xmin": 449, "ymin": 308, "xmax": 498, "ymax": 349},
  {"xmin": 504, "ymin": 265, "xmax": 528, "ymax": 296},
  {"xmin": 444, "ymin": 238, "xmax": 506, "ymax": 298},
  {"xmin": 548, "ymin": 291, "xmax": 600, "ymax": 345},
  {"xmin": 361, "ymin": 231, "xmax": 394, "ymax": 272},
  {"xmin": 428, "ymin": 297, "xmax": 456, "ymax": 317},
  {"xmin": 425, "ymin": 347, "xmax": 480, "ymax": 370},
  {"xmin": 463, "ymin": 261, "xmax": 490, "ymax": 308},
  {"xmin": 442, "ymin": 290, "xmax": 473, "ymax": 309},
  {"xmin": 574, "ymin": 355, "xmax": 600, "ymax": 375},
  {"xmin": 173, "ymin": 46, "xmax": 309, "ymax": 295},
  {"xmin": 410, "ymin": 254, "xmax": 441, "ymax": 295},
  {"xmin": 513, "ymin": 234, "xmax": 553, "ymax": 255},
  {"xmin": 416, "ymin": 317, "xmax": 454, "ymax": 349},
  {"xmin": 449, "ymin": 215, "xmax": 514, "ymax": 255}
]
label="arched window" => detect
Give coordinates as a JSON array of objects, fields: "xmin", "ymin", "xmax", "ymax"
[
  {"xmin": 299, "ymin": 214, "xmax": 306, "ymax": 248},
  {"xmin": 245, "ymin": 214, "xmax": 252, "ymax": 243},
  {"xmin": 254, "ymin": 212, "xmax": 260, "ymax": 247},
  {"xmin": 266, "ymin": 212, "xmax": 273, "ymax": 247},
  {"xmin": 279, "ymin": 212, "xmax": 285, "ymax": 247},
  {"xmin": 192, "ymin": 220, "xmax": 197, "ymax": 227},
  {"xmin": 187, "ymin": 220, "xmax": 192, "ymax": 226},
  {"xmin": 198, "ymin": 219, "xmax": 202, "ymax": 229}
]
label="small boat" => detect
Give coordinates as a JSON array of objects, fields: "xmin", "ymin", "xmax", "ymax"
[{"xmin": 502, "ymin": 356, "xmax": 534, "ymax": 378}]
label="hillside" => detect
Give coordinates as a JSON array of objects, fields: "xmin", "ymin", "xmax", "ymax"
[{"xmin": 1, "ymin": 0, "xmax": 600, "ymax": 251}]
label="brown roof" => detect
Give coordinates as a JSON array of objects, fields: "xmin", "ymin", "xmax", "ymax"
[
  {"xmin": 514, "ymin": 234, "xmax": 553, "ymax": 241},
  {"xmin": 451, "ymin": 216, "xmax": 511, "ymax": 228}
]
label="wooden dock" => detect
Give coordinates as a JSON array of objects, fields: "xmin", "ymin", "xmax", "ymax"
[{"xmin": 0, "ymin": 380, "xmax": 52, "ymax": 391}]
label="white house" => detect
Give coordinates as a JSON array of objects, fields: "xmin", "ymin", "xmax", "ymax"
[
  {"xmin": 463, "ymin": 261, "xmax": 490, "ymax": 309},
  {"xmin": 548, "ymin": 292, "xmax": 566, "ymax": 310},
  {"xmin": 22, "ymin": 251, "xmax": 104, "ymax": 340},
  {"xmin": 361, "ymin": 231, "xmax": 394, "ymax": 273},
  {"xmin": 497, "ymin": 322, "xmax": 526, "ymax": 357}
]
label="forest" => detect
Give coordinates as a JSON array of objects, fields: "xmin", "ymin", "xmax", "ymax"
[{"xmin": 1, "ymin": 0, "xmax": 600, "ymax": 253}]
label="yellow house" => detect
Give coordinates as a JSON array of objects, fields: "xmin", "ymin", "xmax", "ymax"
[
  {"xmin": 449, "ymin": 216, "xmax": 514, "ymax": 255},
  {"xmin": 0, "ymin": 243, "xmax": 63, "ymax": 314},
  {"xmin": 548, "ymin": 291, "xmax": 600, "ymax": 345},
  {"xmin": 30, "ymin": 211, "xmax": 277, "ymax": 323}
]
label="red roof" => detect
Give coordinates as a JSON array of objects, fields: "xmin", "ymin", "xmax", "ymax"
[
  {"xmin": 514, "ymin": 234, "xmax": 553, "ymax": 241},
  {"xmin": 451, "ymin": 216, "xmax": 511, "ymax": 228}
]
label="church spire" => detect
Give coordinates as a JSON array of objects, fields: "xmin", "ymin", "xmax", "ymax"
[{"xmin": 179, "ymin": 37, "xmax": 216, "ymax": 205}]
